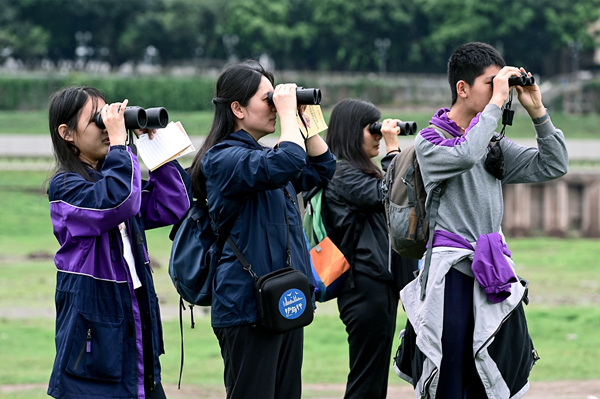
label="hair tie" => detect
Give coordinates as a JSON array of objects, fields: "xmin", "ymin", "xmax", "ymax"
[{"xmin": 212, "ymin": 97, "xmax": 229, "ymax": 105}]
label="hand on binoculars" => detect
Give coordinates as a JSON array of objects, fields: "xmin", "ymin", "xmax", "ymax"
[
  {"xmin": 514, "ymin": 68, "xmax": 544, "ymax": 119},
  {"xmin": 272, "ymin": 84, "xmax": 298, "ymax": 117},
  {"xmin": 490, "ymin": 66, "xmax": 521, "ymax": 107},
  {"xmin": 380, "ymin": 119, "xmax": 401, "ymax": 148},
  {"xmin": 101, "ymin": 99, "xmax": 128, "ymax": 146}
]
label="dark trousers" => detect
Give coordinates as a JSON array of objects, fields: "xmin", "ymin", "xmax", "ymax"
[
  {"xmin": 214, "ymin": 324, "xmax": 304, "ymax": 399},
  {"xmin": 146, "ymin": 382, "xmax": 167, "ymax": 399},
  {"xmin": 337, "ymin": 271, "xmax": 399, "ymax": 399},
  {"xmin": 437, "ymin": 268, "xmax": 487, "ymax": 399}
]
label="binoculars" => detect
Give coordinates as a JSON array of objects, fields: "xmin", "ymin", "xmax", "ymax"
[
  {"xmin": 266, "ymin": 88, "xmax": 322, "ymax": 106},
  {"xmin": 369, "ymin": 121, "xmax": 417, "ymax": 136},
  {"xmin": 95, "ymin": 106, "xmax": 169, "ymax": 130},
  {"xmin": 508, "ymin": 72, "xmax": 535, "ymax": 87}
]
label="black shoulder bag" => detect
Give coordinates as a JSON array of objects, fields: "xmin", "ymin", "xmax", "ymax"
[{"xmin": 229, "ymin": 188, "xmax": 314, "ymax": 334}]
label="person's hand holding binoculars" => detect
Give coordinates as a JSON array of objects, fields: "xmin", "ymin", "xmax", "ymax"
[
  {"xmin": 513, "ymin": 67, "xmax": 545, "ymax": 119},
  {"xmin": 100, "ymin": 99, "xmax": 129, "ymax": 147},
  {"xmin": 271, "ymin": 83, "xmax": 299, "ymax": 119}
]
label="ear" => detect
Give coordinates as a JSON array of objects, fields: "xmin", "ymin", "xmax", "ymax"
[
  {"xmin": 231, "ymin": 101, "xmax": 244, "ymax": 120},
  {"xmin": 456, "ymin": 80, "xmax": 469, "ymax": 99},
  {"xmin": 58, "ymin": 124, "xmax": 74, "ymax": 142}
]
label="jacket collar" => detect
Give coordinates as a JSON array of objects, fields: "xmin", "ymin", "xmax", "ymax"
[
  {"xmin": 227, "ymin": 129, "xmax": 265, "ymax": 150},
  {"xmin": 430, "ymin": 108, "xmax": 462, "ymax": 138}
]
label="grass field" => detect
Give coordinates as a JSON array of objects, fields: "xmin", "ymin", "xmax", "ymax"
[{"xmin": 1, "ymin": 169, "xmax": 599, "ymax": 398}]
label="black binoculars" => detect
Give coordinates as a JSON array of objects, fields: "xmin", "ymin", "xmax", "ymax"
[
  {"xmin": 95, "ymin": 106, "xmax": 169, "ymax": 130},
  {"xmin": 266, "ymin": 88, "xmax": 322, "ymax": 106},
  {"xmin": 508, "ymin": 72, "xmax": 535, "ymax": 87},
  {"xmin": 369, "ymin": 121, "xmax": 417, "ymax": 136}
]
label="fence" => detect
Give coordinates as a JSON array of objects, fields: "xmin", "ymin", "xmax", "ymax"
[{"xmin": 503, "ymin": 172, "xmax": 600, "ymax": 238}]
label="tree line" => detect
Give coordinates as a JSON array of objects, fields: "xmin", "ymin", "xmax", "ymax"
[{"xmin": 2, "ymin": 0, "xmax": 600, "ymax": 77}]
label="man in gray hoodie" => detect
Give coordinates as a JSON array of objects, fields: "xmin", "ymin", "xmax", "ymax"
[{"xmin": 395, "ymin": 42, "xmax": 568, "ymax": 398}]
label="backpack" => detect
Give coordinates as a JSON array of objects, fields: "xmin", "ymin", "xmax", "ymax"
[
  {"xmin": 302, "ymin": 187, "xmax": 350, "ymax": 302},
  {"xmin": 382, "ymin": 126, "xmax": 454, "ymax": 259},
  {"xmin": 383, "ymin": 126, "xmax": 454, "ymax": 299},
  {"xmin": 168, "ymin": 198, "xmax": 236, "ymax": 307}
]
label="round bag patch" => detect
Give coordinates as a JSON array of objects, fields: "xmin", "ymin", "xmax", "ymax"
[{"xmin": 279, "ymin": 288, "xmax": 307, "ymax": 319}]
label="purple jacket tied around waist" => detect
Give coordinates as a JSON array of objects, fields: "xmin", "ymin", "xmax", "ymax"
[{"xmin": 432, "ymin": 230, "xmax": 517, "ymax": 303}]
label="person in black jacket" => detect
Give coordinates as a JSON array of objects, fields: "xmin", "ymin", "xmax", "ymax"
[{"xmin": 322, "ymin": 98, "xmax": 419, "ymax": 398}]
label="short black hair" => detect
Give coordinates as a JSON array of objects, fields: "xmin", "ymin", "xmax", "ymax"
[{"xmin": 447, "ymin": 42, "xmax": 506, "ymax": 105}]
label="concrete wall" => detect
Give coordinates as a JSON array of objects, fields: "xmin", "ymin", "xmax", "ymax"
[{"xmin": 502, "ymin": 172, "xmax": 600, "ymax": 238}]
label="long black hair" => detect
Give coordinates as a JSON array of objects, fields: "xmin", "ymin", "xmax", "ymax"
[
  {"xmin": 188, "ymin": 60, "xmax": 274, "ymax": 198},
  {"xmin": 326, "ymin": 98, "xmax": 383, "ymax": 178},
  {"xmin": 48, "ymin": 86, "xmax": 105, "ymax": 181}
]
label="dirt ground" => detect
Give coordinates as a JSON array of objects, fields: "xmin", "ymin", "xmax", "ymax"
[
  {"xmin": 161, "ymin": 380, "xmax": 599, "ymax": 399},
  {"xmin": 4, "ymin": 380, "xmax": 599, "ymax": 398}
]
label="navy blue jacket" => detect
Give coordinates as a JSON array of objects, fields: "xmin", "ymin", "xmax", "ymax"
[
  {"xmin": 47, "ymin": 145, "xmax": 191, "ymax": 398},
  {"xmin": 201, "ymin": 130, "xmax": 336, "ymax": 327}
]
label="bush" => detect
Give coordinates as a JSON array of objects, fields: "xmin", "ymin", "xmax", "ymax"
[{"xmin": 0, "ymin": 75, "xmax": 216, "ymax": 111}]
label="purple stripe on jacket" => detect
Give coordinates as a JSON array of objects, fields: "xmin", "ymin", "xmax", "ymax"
[
  {"xmin": 433, "ymin": 230, "xmax": 517, "ymax": 303},
  {"xmin": 419, "ymin": 107, "xmax": 482, "ymax": 148}
]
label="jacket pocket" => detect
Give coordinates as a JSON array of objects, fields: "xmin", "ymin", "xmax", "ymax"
[{"xmin": 65, "ymin": 312, "xmax": 124, "ymax": 382}]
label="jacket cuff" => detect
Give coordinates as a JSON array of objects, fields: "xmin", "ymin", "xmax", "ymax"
[
  {"xmin": 531, "ymin": 110, "xmax": 550, "ymax": 125},
  {"xmin": 308, "ymin": 149, "xmax": 335, "ymax": 163}
]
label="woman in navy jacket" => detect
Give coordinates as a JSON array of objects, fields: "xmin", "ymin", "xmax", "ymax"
[
  {"xmin": 46, "ymin": 86, "xmax": 191, "ymax": 398},
  {"xmin": 188, "ymin": 61, "xmax": 336, "ymax": 399}
]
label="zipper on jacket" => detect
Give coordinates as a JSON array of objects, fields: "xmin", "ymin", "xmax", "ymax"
[
  {"xmin": 283, "ymin": 187, "xmax": 310, "ymax": 270},
  {"xmin": 74, "ymin": 328, "xmax": 92, "ymax": 370},
  {"xmin": 135, "ymin": 228, "xmax": 153, "ymax": 273},
  {"xmin": 109, "ymin": 234, "xmax": 117, "ymax": 262},
  {"xmin": 421, "ymin": 368, "xmax": 438, "ymax": 399},
  {"xmin": 283, "ymin": 188, "xmax": 297, "ymax": 208},
  {"xmin": 474, "ymin": 284, "xmax": 532, "ymax": 360}
]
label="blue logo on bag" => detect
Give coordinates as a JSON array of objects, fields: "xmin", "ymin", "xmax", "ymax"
[{"xmin": 279, "ymin": 289, "xmax": 306, "ymax": 319}]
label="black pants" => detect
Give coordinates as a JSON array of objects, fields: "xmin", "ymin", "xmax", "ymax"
[
  {"xmin": 437, "ymin": 268, "xmax": 487, "ymax": 399},
  {"xmin": 337, "ymin": 271, "xmax": 399, "ymax": 399},
  {"xmin": 214, "ymin": 323, "xmax": 304, "ymax": 399},
  {"xmin": 146, "ymin": 382, "xmax": 167, "ymax": 399}
]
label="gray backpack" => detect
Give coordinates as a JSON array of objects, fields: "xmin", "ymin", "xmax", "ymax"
[{"xmin": 382, "ymin": 126, "xmax": 453, "ymax": 298}]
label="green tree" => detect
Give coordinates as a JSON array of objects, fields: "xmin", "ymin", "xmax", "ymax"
[
  {"xmin": 306, "ymin": 0, "xmax": 417, "ymax": 71},
  {"xmin": 411, "ymin": 0, "xmax": 600, "ymax": 75},
  {"xmin": 218, "ymin": 0, "xmax": 316, "ymax": 69},
  {"xmin": 0, "ymin": 0, "xmax": 50, "ymax": 62},
  {"xmin": 3, "ymin": 0, "xmax": 600, "ymax": 75},
  {"xmin": 118, "ymin": 0, "xmax": 221, "ymax": 64}
]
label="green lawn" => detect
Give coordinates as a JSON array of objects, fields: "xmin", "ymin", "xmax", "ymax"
[
  {"xmin": 1, "ymin": 171, "xmax": 599, "ymax": 398},
  {"xmin": 2, "ymin": 108, "xmax": 600, "ymax": 139}
]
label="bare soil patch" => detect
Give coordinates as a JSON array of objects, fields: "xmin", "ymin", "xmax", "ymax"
[{"xmin": 5, "ymin": 380, "xmax": 599, "ymax": 399}]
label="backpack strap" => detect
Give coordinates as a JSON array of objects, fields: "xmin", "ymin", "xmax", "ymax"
[
  {"xmin": 176, "ymin": 193, "xmax": 246, "ymax": 389},
  {"xmin": 420, "ymin": 183, "xmax": 443, "ymax": 300},
  {"xmin": 419, "ymin": 125, "xmax": 455, "ymax": 300}
]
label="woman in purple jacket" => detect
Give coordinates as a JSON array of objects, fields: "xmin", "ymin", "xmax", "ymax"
[{"xmin": 46, "ymin": 86, "xmax": 191, "ymax": 399}]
